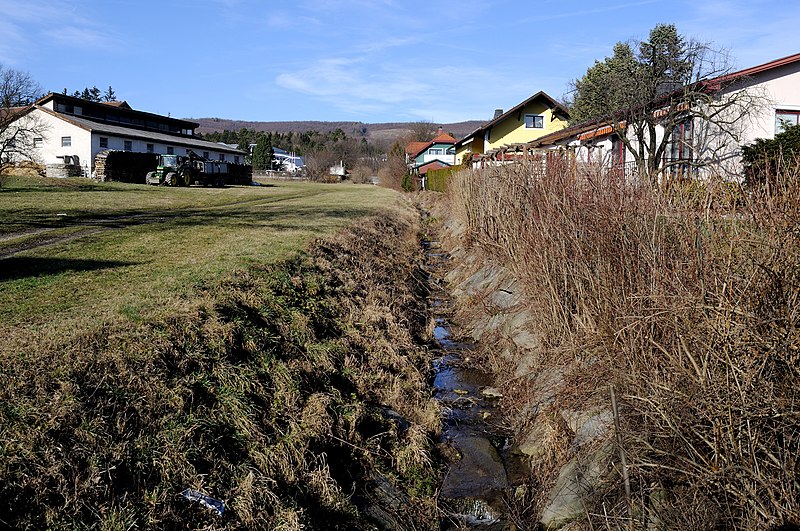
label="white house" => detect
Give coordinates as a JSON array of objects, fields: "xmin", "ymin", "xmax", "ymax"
[
  {"xmin": 8, "ymin": 93, "xmax": 246, "ymax": 177},
  {"xmin": 405, "ymin": 128, "xmax": 457, "ymax": 175},
  {"xmin": 529, "ymin": 51, "xmax": 800, "ymax": 181}
]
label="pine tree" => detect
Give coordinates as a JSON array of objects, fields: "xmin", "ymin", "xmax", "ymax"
[{"xmin": 103, "ymin": 86, "xmax": 116, "ymax": 102}]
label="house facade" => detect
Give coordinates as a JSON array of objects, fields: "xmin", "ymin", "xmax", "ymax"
[
  {"xmin": 405, "ymin": 129, "xmax": 457, "ymax": 174},
  {"xmin": 528, "ymin": 52, "xmax": 800, "ymax": 181},
  {"xmin": 9, "ymin": 93, "xmax": 245, "ymax": 177},
  {"xmin": 454, "ymin": 91, "xmax": 570, "ymax": 165}
]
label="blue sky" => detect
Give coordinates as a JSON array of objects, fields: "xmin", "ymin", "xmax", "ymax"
[{"xmin": 1, "ymin": 0, "xmax": 798, "ymax": 124}]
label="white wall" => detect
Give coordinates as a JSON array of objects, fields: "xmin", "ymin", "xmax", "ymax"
[{"xmin": 30, "ymin": 108, "xmax": 93, "ymax": 175}]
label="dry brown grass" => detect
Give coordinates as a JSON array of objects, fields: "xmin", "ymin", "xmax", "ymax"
[
  {"xmin": 445, "ymin": 161, "xmax": 800, "ymax": 529},
  {"xmin": 0, "ymin": 206, "xmax": 441, "ymax": 529}
]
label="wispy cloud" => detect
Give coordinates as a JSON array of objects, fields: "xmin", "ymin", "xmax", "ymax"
[
  {"xmin": 275, "ymin": 55, "xmax": 545, "ymax": 121},
  {"xmin": 0, "ymin": 0, "xmax": 115, "ymax": 60}
]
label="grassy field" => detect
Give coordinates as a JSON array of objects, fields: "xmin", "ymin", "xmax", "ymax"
[
  {"xmin": 0, "ymin": 175, "xmax": 401, "ymax": 354},
  {"xmin": 0, "ymin": 175, "xmax": 441, "ymax": 530}
]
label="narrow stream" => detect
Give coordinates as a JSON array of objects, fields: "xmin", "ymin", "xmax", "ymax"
[{"xmin": 423, "ymin": 240, "xmax": 526, "ymax": 530}]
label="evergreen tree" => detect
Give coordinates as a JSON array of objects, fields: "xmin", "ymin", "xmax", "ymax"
[
  {"xmin": 103, "ymin": 86, "xmax": 116, "ymax": 102},
  {"xmin": 251, "ymin": 133, "xmax": 274, "ymax": 171}
]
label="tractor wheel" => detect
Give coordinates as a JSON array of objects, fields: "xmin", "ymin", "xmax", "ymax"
[
  {"xmin": 145, "ymin": 171, "xmax": 156, "ymax": 185},
  {"xmin": 165, "ymin": 172, "xmax": 178, "ymax": 186}
]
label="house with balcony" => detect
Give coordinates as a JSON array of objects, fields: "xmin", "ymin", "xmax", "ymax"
[
  {"xmin": 405, "ymin": 128, "xmax": 457, "ymax": 175},
  {"xmin": 5, "ymin": 93, "xmax": 246, "ymax": 178},
  {"xmin": 454, "ymin": 91, "xmax": 570, "ymax": 165}
]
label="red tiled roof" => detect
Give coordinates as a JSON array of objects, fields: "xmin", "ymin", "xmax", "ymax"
[
  {"xmin": 405, "ymin": 141, "xmax": 429, "ymax": 156},
  {"xmin": 577, "ymin": 122, "xmax": 626, "ymax": 141},
  {"xmin": 431, "ymin": 132, "xmax": 456, "ymax": 143},
  {"xmin": 418, "ymin": 160, "xmax": 449, "ymax": 175}
]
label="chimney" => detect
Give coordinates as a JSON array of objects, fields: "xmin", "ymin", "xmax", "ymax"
[
  {"xmin": 493, "ymin": 109, "xmax": 504, "ymax": 119},
  {"xmin": 437, "ymin": 126, "xmax": 443, "ymax": 135}
]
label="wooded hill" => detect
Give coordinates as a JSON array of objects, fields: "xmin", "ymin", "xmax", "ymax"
[{"xmin": 188, "ymin": 117, "xmax": 485, "ymax": 144}]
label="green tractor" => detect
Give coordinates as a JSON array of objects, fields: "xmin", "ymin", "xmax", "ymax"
[{"xmin": 145, "ymin": 151, "xmax": 228, "ymax": 187}]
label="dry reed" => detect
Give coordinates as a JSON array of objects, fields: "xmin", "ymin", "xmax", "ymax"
[{"xmin": 446, "ymin": 159, "xmax": 800, "ymax": 529}]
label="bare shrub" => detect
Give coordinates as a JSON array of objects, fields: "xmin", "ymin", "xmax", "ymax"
[{"xmin": 446, "ymin": 162, "xmax": 800, "ymax": 528}]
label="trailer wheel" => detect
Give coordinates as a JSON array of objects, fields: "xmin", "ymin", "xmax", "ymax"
[{"xmin": 182, "ymin": 170, "xmax": 192, "ymax": 187}]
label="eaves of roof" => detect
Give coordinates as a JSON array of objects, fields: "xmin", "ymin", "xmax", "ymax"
[
  {"xmin": 528, "ymin": 118, "xmax": 609, "ymax": 147},
  {"xmin": 35, "ymin": 92, "xmax": 200, "ymax": 129},
  {"xmin": 454, "ymin": 91, "xmax": 570, "ymax": 147},
  {"xmin": 705, "ymin": 51, "xmax": 800, "ymax": 89},
  {"xmin": 35, "ymin": 107, "xmax": 246, "ymax": 154}
]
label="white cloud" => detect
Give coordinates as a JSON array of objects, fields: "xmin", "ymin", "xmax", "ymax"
[{"xmin": 274, "ymin": 55, "xmax": 551, "ymax": 121}]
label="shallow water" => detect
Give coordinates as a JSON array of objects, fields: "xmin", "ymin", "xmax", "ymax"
[{"xmin": 424, "ymin": 241, "xmax": 525, "ymax": 530}]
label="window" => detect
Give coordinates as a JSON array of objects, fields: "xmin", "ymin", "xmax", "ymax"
[
  {"xmin": 99, "ymin": 137, "xmax": 108, "ymax": 148},
  {"xmin": 33, "ymin": 137, "xmax": 43, "ymax": 148},
  {"xmin": 524, "ymin": 114, "xmax": 544, "ymax": 129},
  {"xmin": 124, "ymin": 140, "xmax": 132, "ymax": 151},
  {"xmin": 775, "ymin": 110, "xmax": 800, "ymax": 133},
  {"xmin": 666, "ymin": 118, "xmax": 693, "ymax": 180},
  {"xmin": 146, "ymin": 143, "xmax": 154, "ymax": 153},
  {"xmin": 219, "ymin": 154, "xmax": 225, "ymax": 161},
  {"xmin": 61, "ymin": 136, "xmax": 71, "ymax": 147},
  {"xmin": 167, "ymin": 146, "xmax": 174, "ymax": 155},
  {"xmin": 203, "ymin": 151, "xmax": 209, "ymax": 159},
  {"xmin": 234, "ymin": 155, "xmax": 239, "ymax": 164},
  {"xmin": 429, "ymin": 148, "xmax": 443, "ymax": 155}
]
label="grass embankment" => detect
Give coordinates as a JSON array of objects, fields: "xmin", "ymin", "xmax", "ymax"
[
  {"xmin": 447, "ymin": 165, "xmax": 800, "ymax": 528},
  {"xmin": 0, "ymin": 176, "xmax": 440, "ymax": 529}
]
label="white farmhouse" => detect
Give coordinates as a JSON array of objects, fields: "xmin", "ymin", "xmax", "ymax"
[{"xmin": 8, "ymin": 93, "xmax": 246, "ymax": 177}]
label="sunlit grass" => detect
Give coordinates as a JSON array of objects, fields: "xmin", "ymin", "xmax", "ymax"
[{"xmin": 0, "ymin": 175, "xmax": 402, "ymax": 353}]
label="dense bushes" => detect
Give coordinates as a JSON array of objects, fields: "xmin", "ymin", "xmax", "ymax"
[
  {"xmin": 425, "ymin": 166, "xmax": 461, "ymax": 192},
  {"xmin": 743, "ymin": 123, "xmax": 800, "ymax": 189}
]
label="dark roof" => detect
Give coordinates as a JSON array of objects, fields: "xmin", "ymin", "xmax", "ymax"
[
  {"xmin": 35, "ymin": 93, "xmax": 199, "ymax": 129},
  {"xmin": 455, "ymin": 91, "xmax": 570, "ymax": 148},
  {"xmin": 100, "ymin": 100, "xmax": 132, "ymax": 109},
  {"xmin": 36, "ymin": 106, "xmax": 245, "ymax": 154}
]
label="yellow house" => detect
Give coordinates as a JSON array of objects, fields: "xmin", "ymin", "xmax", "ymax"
[{"xmin": 454, "ymin": 91, "xmax": 570, "ymax": 164}]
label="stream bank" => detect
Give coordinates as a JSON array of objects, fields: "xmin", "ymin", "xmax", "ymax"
[
  {"xmin": 419, "ymin": 194, "xmax": 618, "ymax": 530},
  {"xmin": 423, "ymin": 236, "xmax": 527, "ymax": 530}
]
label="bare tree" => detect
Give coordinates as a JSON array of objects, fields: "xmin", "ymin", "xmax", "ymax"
[
  {"xmin": 305, "ymin": 148, "xmax": 340, "ymax": 182},
  {"xmin": 408, "ymin": 121, "xmax": 438, "ymax": 142},
  {"xmin": 570, "ymin": 25, "xmax": 764, "ymax": 184},
  {"xmin": 0, "ymin": 65, "xmax": 46, "ymax": 184}
]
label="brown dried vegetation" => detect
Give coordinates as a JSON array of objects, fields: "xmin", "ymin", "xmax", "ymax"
[
  {"xmin": 444, "ymin": 161, "xmax": 800, "ymax": 529},
  {"xmin": 0, "ymin": 209, "xmax": 440, "ymax": 529}
]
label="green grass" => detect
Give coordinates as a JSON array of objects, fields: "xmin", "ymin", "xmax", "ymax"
[
  {"xmin": 0, "ymin": 175, "xmax": 440, "ymax": 530},
  {"xmin": 0, "ymin": 175, "xmax": 402, "ymax": 353}
]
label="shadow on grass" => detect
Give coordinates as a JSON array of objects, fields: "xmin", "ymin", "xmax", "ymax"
[
  {"xmin": 6, "ymin": 201, "xmax": 379, "ymax": 235},
  {"xmin": 0, "ymin": 257, "xmax": 136, "ymax": 281}
]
